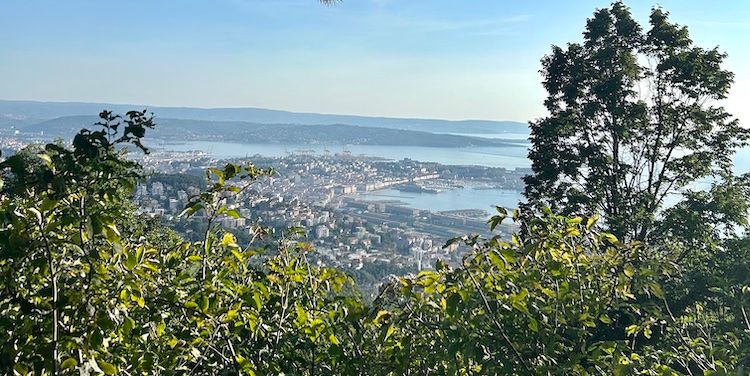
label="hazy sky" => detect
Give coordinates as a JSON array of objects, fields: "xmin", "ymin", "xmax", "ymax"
[{"xmin": 0, "ymin": 0, "xmax": 748, "ymax": 123}]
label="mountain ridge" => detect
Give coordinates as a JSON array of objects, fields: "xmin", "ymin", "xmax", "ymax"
[
  {"xmin": 20, "ymin": 115, "xmax": 526, "ymax": 148},
  {"xmin": 0, "ymin": 99, "xmax": 529, "ymax": 135}
]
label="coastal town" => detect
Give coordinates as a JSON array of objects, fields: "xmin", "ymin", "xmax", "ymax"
[
  {"xmin": 132, "ymin": 148, "xmax": 527, "ymax": 280},
  {"xmin": 0, "ymin": 134, "xmax": 527, "ymax": 293}
]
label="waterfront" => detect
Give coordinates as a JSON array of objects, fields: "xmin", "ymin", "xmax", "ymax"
[
  {"xmin": 163, "ymin": 140, "xmax": 750, "ymax": 175},
  {"xmin": 158, "ymin": 138, "xmax": 750, "ymax": 215}
]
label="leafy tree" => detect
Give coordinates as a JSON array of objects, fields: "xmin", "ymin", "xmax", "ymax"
[
  {"xmin": 0, "ymin": 112, "xmax": 366, "ymax": 375},
  {"xmin": 365, "ymin": 209, "xmax": 675, "ymax": 375},
  {"xmin": 523, "ymin": 1, "xmax": 749, "ymax": 242},
  {"xmin": 1, "ymin": 110, "xmax": 749, "ymax": 374},
  {"xmin": 163, "ymin": 162, "xmax": 365, "ymax": 375},
  {"xmin": 522, "ymin": 3, "xmax": 750, "ymax": 373},
  {"xmin": 3, "ymin": 3, "xmax": 750, "ymax": 374},
  {"xmin": 650, "ymin": 176, "xmax": 750, "ymax": 374},
  {"xmin": 0, "ymin": 110, "xmax": 156, "ymax": 374}
]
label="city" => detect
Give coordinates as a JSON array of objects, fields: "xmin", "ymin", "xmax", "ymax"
[
  {"xmin": 3, "ymin": 0, "xmax": 748, "ymax": 372},
  {"xmin": 130, "ymin": 147, "xmax": 526, "ymax": 293}
]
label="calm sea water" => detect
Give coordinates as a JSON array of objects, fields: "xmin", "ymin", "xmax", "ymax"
[
  {"xmin": 435, "ymin": 132, "xmax": 530, "ymax": 140},
  {"xmin": 356, "ymin": 188, "xmax": 523, "ymax": 215},
  {"xmin": 163, "ymin": 140, "xmax": 531, "ymax": 170}
]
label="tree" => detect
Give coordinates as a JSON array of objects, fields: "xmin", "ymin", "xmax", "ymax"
[
  {"xmin": 0, "ymin": 112, "xmax": 364, "ymax": 375},
  {"xmin": 2, "ymin": 110, "xmax": 749, "ymax": 374},
  {"xmin": 4, "ymin": 2, "xmax": 750, "ymax": 373},
  {"xmin": 0, "ymin": 111, "xmax": 156, "ymax": 374},
  {"xmin": 523, "ymin": 1, "xmax": 749, "ymax": 242},
  {"xmin": 522, "ymin": 3, "xmax": 750, "ymax": 373},
  {"xmin": 365, "ymin": 209, "xmax": 676, "ymax": 374}
]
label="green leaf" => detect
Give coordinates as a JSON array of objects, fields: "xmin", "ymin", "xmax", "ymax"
[
  {"xmin": 567, "ymin": 217, "xmax": 583, "ymax": 225},
  {"xmin": 586, "ymin": 215, "xmax": 599, "ymax": 230},
  {"xmin": 225, "ymin": 209, "xmax": 241, "ymax": 219},
  {"xmin": 373, "ymin": 310, "xmax": 391, "ymax": 324},
  {"xmin": 328, "ymin": 333, "xmax": 340, "ymax": 345},
  {"xmin": 442, "ymin": 237, "xmax": 462, "ymax": 249},
  {"xmin": 222, "ymin": 233, "xmax": 237, "ymax": 247},
  {"xmin": 14, "ymin": 364, "xmax": 29, "ymax": 375},
  {"xmin": 435, "ymin": 259, "xmax": 448, "ymax": 271},
  {"xmin": 541, "ymin": 288, "xmax": 556, "ymax": 298},
  {"xmin": 650, "ymin": 283, "xmax": 665, "ymax": 299},
  {"xmin": 61, "ymin": 358, "xmax": 78, "ymax": 370},
  {"xmin": 200, "ymin": 295, "xmax": 210, "ymax": 313},
  {"xmin": 623, "ymin": 264, "xmax": 635, "ymax": 278},
  {"xmin": 500, "ymin": 247, "xmax": 516, "ymax": 263},
  {"xmin": 97, "ymin": 360, "xmax": 118, "ymax": 375},
  {"xmin": 89, "ymin": 329, "xmax": 104, "ymax": 349},
  {"xmin": 288, "ymin": 226, "xmax": 307, "ymax": 237},
  {"xmin": 124, "ymin": 249, "xmax": 137, "ymax": 270},
  {"xmin": 707, "ymin": 286, "xmax": 724, "ymax": 295},
  {"xmin": 296, "ymin": 304, "xmax": 308, "ymax": 326},
  {"xmin": 487, "ymin": 251, "xmax": 505, "ymax": 269},
  {"xmin": 487, "ymin": 214, "xmax": 505, "ymax": 231},
  {"xmin": 625, "ymin": 325, "xmax": 638, "ymax": 336},
  {"xmin": 225, "ymin": 309, "xmax": 238, "ymax": 322},
  {"xmin": 511, "ymin": 301, "xmax": 529, "ymax": 315},
  {"xmin": 528, "ymin": 318, "xmax": 539, "ymax": 332},
  {"xmin": 122, "ymin": 316, "xmax": 135, "ymax": 335},
  {"xmin": 252, "ymin": 291, "xmax": 263, "ymax": 311},
  {"xmin": 231, "ymin": 249, "xmax": 244, "ymax": 263},
  {"xmin": 205, "ymin": 236, "xmax": 214, "ymax": 254},
  {"xmin": 130, "ymin": 290, "xmax": 145, "ymax": 308},
  {"xmin": 384, "ymin": 324, "xmax": 396, "ymax": 341},
  {"xmin": 36, "ymin": 153, "xmax": 53, "ymax": 166},
  {"xmin": 155, "ymin": 319, "xmax": 166, "ymax": 336},
  {"xmin": 601, "ymin": 233, "xmax": 619, "ymax": 244},
  {"xmin": 511, "ymin": 234, "xmax": 520, "ymax": 247}
]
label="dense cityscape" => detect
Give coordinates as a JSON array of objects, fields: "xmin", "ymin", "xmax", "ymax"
[
  {"xmin": 2, "ymin": 133, "xmax": 527, "ymax": 293},
  {"xmin": 135, "ymin": 147, "xmax": 526, "ymax": 290}
]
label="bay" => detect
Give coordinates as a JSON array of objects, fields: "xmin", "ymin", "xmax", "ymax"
[
  {"xmin": 356, "ymin": 188, "xmax": 523, "ymax": 215},
  {"xmin": 163, "ymin": 140, "xmax": 532, "ymax": 170}
]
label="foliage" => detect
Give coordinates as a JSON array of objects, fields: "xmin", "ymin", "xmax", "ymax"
[
  {"xmin": 0, "ymin": 110, "xmax": 749, "ymax": 375},
  {"xmin": 365, "ymin": 208, "xmax": 674, "ymax": 375},
  {"xmin": 2, "ymin": 2, "xmax": 750, "ymax": 375},
  {"xmin": 0, "ymin": 112, "xmax": 364, "ymax": 375},
  {"xmin": 523, "ymin": 1, "xmax": 750, "ymax": 242},
  {"xmin": 520, "ymin": 4, "xmax": 750, "ymax": 372},
  {"xmin": 0, "ymin": 110, "xmax": 155, "ymax": 374}
]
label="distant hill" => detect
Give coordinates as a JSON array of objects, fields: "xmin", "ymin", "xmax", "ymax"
[
  {"xmin": 20, "ymin": 116, "xmax": 523, "ymax": 148},
  {"xmin": 0, "ymin": 99, "xmax": 529, "ymax": 135}
]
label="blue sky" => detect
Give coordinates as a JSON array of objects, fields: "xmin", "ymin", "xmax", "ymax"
[{"xmin": 0, "ymin": 0, "xmax": 747, "ymax": 123}]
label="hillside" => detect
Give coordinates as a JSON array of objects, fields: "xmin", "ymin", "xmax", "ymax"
[
  {"xmin": 0, "ymin": 99, "xmax": 529, "ymax": 135},
  {"xmin": 20, "ymin": 116, "xmax": 522, "ymax": 148}
]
